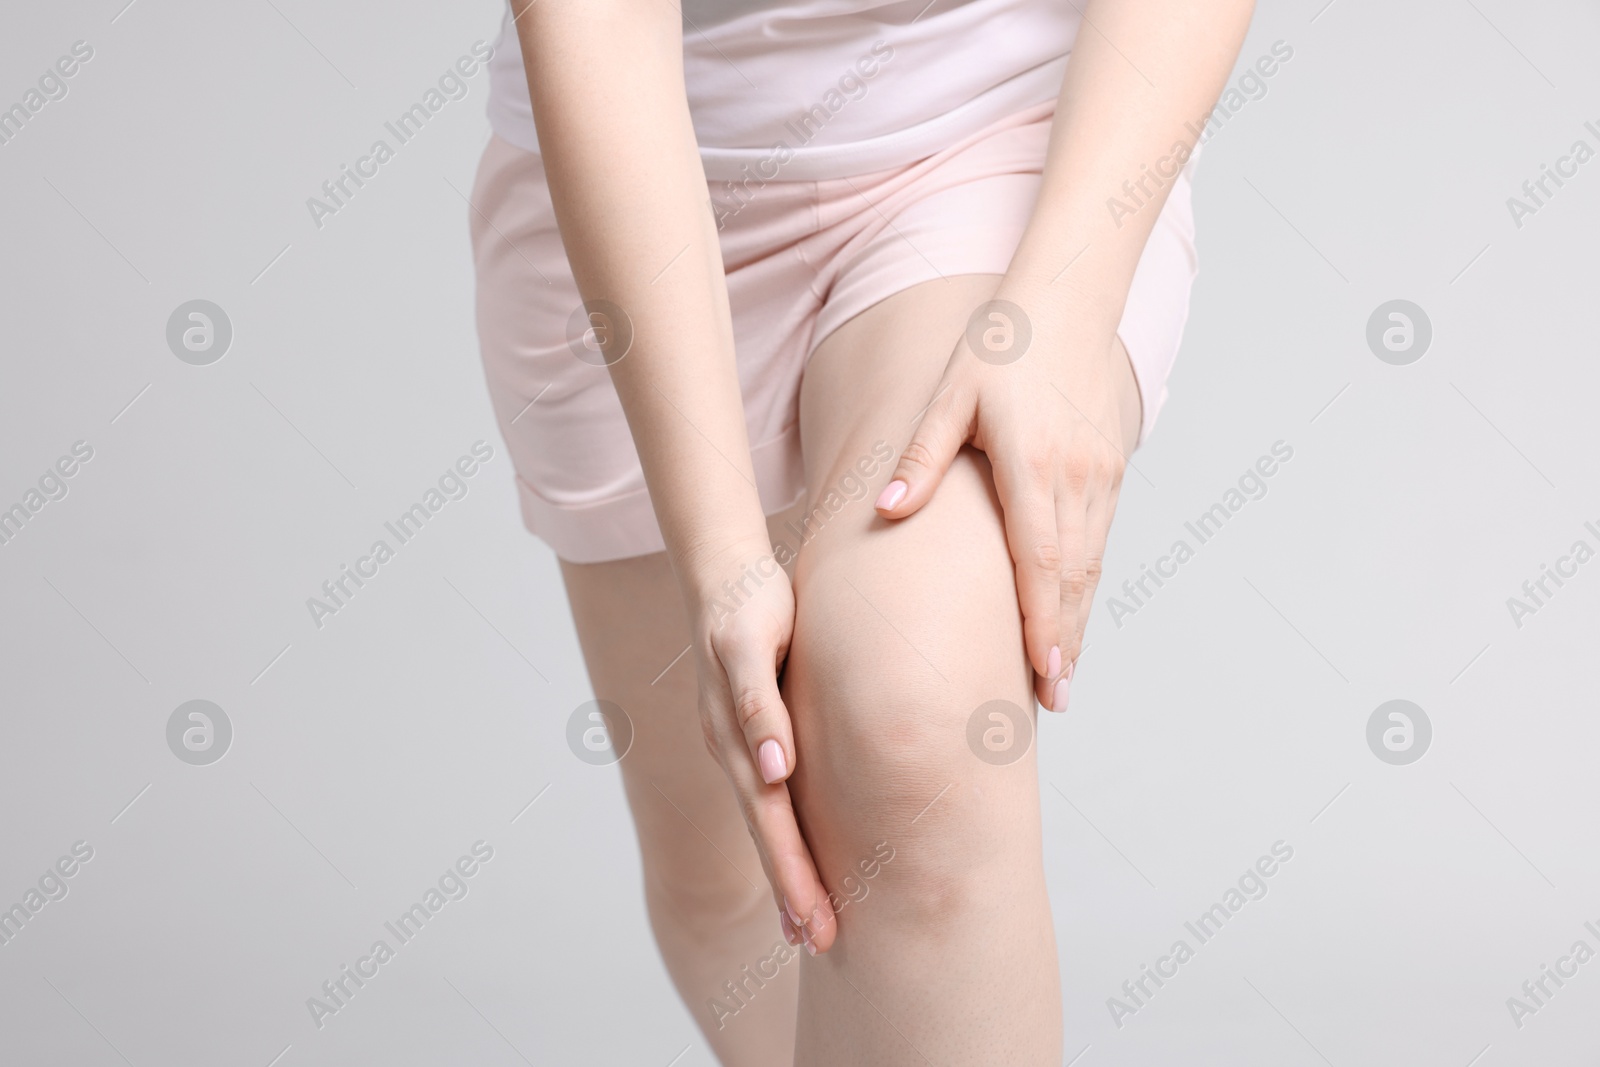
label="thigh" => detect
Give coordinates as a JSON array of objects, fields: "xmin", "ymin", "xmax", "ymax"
[
  {"xmin": 788, "ymin": 272, "xmax": 1043, "ymax": 877},
  {"xmin": 783, "ymin": 275, "xmax": 1063, "ymax": 1063}
]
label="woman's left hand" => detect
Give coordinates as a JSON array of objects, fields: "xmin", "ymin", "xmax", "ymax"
[{"xmin": 874, "ymin": 287, "xmax": 1139, "ymax": 713}]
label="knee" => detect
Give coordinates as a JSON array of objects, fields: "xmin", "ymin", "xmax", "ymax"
[
  {"xmin": 783, "ymin": 605, "xmax": 1039, "ymax": 930},
  {"xmin": 629, "ymin": 788, "xmax": 769, "ymax": 933},
  {"xmin": 642, "ymin": 849, "xmax": 769, "ymax": 937}
]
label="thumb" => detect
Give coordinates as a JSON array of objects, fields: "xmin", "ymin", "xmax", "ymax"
[
  {"xmin": 877, "ymin": 379, "xmax": 972, "ymax": 519},
  {"xmin": 720, "ymin": 636, "xmax": 797, "ymax": 786}
]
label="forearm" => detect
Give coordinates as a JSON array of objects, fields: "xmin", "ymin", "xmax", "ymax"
[
  {"xmin": 1006, "ymin": 0, "xmax": 1255, "ymax": 320},
  {"xmin": 514, "ymin": 2, "xmax": 769, "ymax": 593}
]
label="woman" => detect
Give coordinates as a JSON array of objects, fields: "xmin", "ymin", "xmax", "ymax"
[{"xmin": 470, "ymin": 1, "xmax": 1253, "ymax": 1062}]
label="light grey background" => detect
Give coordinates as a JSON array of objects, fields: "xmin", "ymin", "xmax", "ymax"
[{"xmin": 2, "ymin": 0, "xmax": 1597, "ymax": 1064}]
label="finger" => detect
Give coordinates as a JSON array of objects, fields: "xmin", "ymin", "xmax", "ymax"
[
  {"xmin": 1056, "ymin": 469, "xmax": 1092, "ymax": 662},
  {"xmin": 1035, "ymin": 656, "xmax": 1076, "ymax": 713},
  {"xmin": 1034, "ymin": 656, "xmax": 1055, "ymax": 712},
  {"xmin": 719, "ymin": 749, "xmax": 838, "ymax": 953},
  {"xmin": 749, "ymin": 783, "xmax": 839, "ymax": 954},
  {"xmin": 1070, "ymin": 483, "xmax": 1121, "ymax": 669},
  {"xmin": 714, "ymin": 648, "xmax": 839, "ymax": 951},
  {"xmin": 1033, "ymin": 605, "xmax": 1063, "ymax": 711},
  {"xmin": 990, "ymin": 450, "xmax": 1060, "ymax": 680},
  {"xmin": 1050, "ymin": 491, "xmax": 1089, "ymax": 713},
  {"xmin": 877, "ymin": 376, "xmax": 973, "ymax": 519}
]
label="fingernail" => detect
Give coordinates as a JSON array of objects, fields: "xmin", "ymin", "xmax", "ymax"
[
  {"xmin": 1047, "ymin": 645, "xmax": 1061, "ymax": 678},
  {"xmin": 875, "ymin": 480, "xmax": 907, "ymax": 511},
  {"xmin": 758, "ymin": 739, "xmax": 786, "ymax": 784},
  {"xmin": 1052, "ymin": 676, "xmax": 1070, "ymax": 713},
  {"xmin": 785, "ymin": 898, "xmax": 804, "ymax": 927},
  {"xmin": 780, "ymin": 910, "xmax": 799, "ymax": 945},
  {"xmin": 802, "ymin": 931, "xmax": 817, "ymax": 956}
]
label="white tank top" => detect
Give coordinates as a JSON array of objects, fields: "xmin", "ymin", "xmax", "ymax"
[{"xmin": 484, "ymin": 0, "xmax": 1081, "ymax": 181}]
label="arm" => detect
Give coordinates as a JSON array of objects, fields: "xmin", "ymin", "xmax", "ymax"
[
  {"xmin": 1014, "ymin": 0, "xmax": 1256, "ymax": 329},
  {"xmin": 878, "ymin": 0, "xmax": 1256, "ymax": 709},
  {"xmin": 515, "ymin": 1, "xmax": 762, "ymax": 568},
  {"xmin": 512, "ymin": 1, "xmax": 837, "ymax": 949}
]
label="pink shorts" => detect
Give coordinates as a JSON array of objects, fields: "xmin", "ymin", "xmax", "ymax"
[{"xmin": 470, "ymin": 100, "xmax": 1198, "ymax": 564}]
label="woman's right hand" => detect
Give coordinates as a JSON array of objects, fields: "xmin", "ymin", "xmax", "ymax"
[{"xmin": 688, "ymin": 544, "xmax": 837, "ymax": 954}]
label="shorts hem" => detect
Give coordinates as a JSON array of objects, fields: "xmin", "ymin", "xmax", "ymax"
[{"xmin": 518, "ymin": 422, "xmax": 807, "ymax": 563}]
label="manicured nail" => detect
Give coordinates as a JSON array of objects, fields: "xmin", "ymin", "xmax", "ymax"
[
  {"xmin": 1047, "ymin": 645, "xmax": 1061, "ymax": 679},
  {"xmin": 875, "ymin": 480, "xmax": 907, "ymax": 511},
  {"xmin": 758, "ymin": 739, "xmax": 786, "ymax": 784},
  {"xmin": 780, "ymin": 910, "xmax": 799, "ymax": 945},
  {"xmin": 785, "ymin": 898, "xmax": 804, "ymax": 927},
  {"xmin": 1052, "ymin": 676, "xmax": 1070, "ymax": 713},
  {"xmin": 802, "ymin": 930, "xmax": 817, "ymax": 956}
]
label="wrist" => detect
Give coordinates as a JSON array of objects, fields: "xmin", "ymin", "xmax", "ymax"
[
  {"xmin": 998, "ymin": 263, "xmax": 1121, "ymax": 332},
  {"xmin": 989, "ymin": 271, "xmax": 1124, "ymax": 362},
  {"xmin": 1001, "ymin": 234, "xmax": 1132, "ymax": 338},
  {"xmin": 676, "ymin": 533, "xmax": 784, "ymax": 620}
]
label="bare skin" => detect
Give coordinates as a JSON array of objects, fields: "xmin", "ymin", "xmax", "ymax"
[
  {"xmin": 513, "ymin": 0, "xmax": 1253, "ymax": 1060},
  {"xmin": 561, "ymin": 509, "xmax": 805, "ymax": 1066},
  {"xmin": 561, "ymin": 276, "xmax": 1140, "ymax": 1064},
  {"xmin": 783, "ymin": 276, "xmax": 1124, "ymax": 1065}
]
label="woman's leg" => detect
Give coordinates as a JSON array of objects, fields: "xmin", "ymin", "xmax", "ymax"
[
  {"xmin": 786, "ymin": 274, "xmax": 1135, "ymax": 1064},
  {"xmin": 559, "ymin": 505, "xmax": 807, "ymax": 1067}
]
